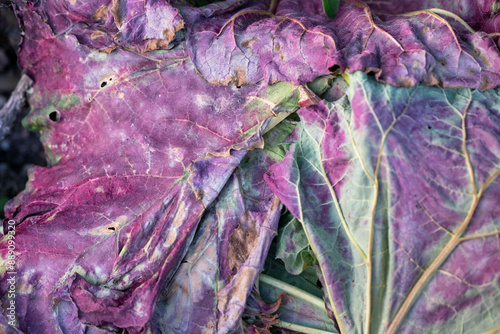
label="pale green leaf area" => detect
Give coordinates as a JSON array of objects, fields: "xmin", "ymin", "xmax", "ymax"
[{"xmin": 268, "ymin": 72, "xmax": 500, "ymax": 333}]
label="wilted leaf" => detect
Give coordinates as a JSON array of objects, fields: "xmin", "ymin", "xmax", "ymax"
[
  {"xmin": 2, "ymin": 0, "xmax": 500, "ymax": 332},
  {"xmin": 22, "ymin": 0, "xmax": 185, "ymax": 53},
  {"xmin": 0, "ymin": 2, "xmax": 301, "ymax": 332},
  {"xmin": 184, "ymin": 0, "xmax": 500, "ymax": 89},
  {"xmin": 153, "ymin": 121, "xmax": 296, "ymax": 333},
  {"xmin": 360, "ymin": 0, "xmax": 500, "ymax": 34}
]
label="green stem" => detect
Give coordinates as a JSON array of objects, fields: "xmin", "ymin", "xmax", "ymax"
[
  {"xmin": 276, "ymin": 320, "xmax": 338, "ymax": 334},
  {"xmin": 259, "ymin": 274, "xmax": 326, "ymax": 310}
]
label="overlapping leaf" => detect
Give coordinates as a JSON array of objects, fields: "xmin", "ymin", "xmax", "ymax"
[
  {"xmin": 257, "ymin": 257, "xmax": 339, "ymax": 333},
  {"xmin": 265, "ymin": 72, "xmax": 500, "ymax": 333},
  {"xmin": 360, "ymin": 0, "xmax": 500, "ymax": 34},
  {"xmin": 275, "ymin": 211, "xmax": 315, "ymax": 275},
  {"xmin": 0, "ymin": 2, "xmax": 303, "ymax": 332},
  {"xmin": 17, "ymin": 0, "xmax": 184, "ymax": 53},
  {"xmin": 258, "ymin": 275, "xmax": 337, "ymax": 333},
  {"xmin": 183, "ymin": 0, "xmax": 500, "ymax": 89},
  {"xmin": 152, "ymin": 121, "xmax": 296, "ymax": 333}
]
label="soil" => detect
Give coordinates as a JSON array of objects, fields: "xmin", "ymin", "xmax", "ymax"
[{"xmin": 0, "ymin": 5, "xmax": 46, "ymax": 219}]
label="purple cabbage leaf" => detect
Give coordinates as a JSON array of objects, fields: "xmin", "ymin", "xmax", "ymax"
[
  {"xmin": 152, "ymin": 119, "xmax": 297, "ymax": 333},
  {"xmin": 0, "ymin": 2, "xmax": 305, "ymax": 332},
  {"xmin": 359, "ymin": 0, "xmax": 500, "ymax": 34},
  {"xmin": 15, "ymin": 0, "xmax": 185, "ymax": 53},
  {"xmin": 183, "ymin": 0, "xmax": 500, "ymax": 89}
]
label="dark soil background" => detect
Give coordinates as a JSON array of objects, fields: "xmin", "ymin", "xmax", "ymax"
[{"xmin": 0, "ymin": 5, "xmax": 46, "ymax": 219}]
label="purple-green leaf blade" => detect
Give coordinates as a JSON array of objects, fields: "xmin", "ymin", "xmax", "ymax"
[{"xmin": 265, "ymin": 71, "xmax": 500, "ymax": 333}]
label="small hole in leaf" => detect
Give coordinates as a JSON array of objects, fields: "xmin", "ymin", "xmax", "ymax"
[
  {"xmin": 101, "ymin": 81, "xmax": 107, "ymax": 88},
  {"xmin": 236, "ymin": 85, "xmax": 241, "ymax": 89},
  {"xmin": 49, "ymin": 111, "xmax": 60, "ymax": 122},
  {"xmin": 427, "ymin": 126, "xmax": 432, "ymax": 130},
  {"xmin": 329, "ymin": 65, "xmax": 340, "ymax": 73},
  {"xmin": 108, "ymin": 226, "xmax": 115, "ymax": 231},
  {"xmin": 316, "ymin": 280, "xmax": 323, "ymax": 288}
]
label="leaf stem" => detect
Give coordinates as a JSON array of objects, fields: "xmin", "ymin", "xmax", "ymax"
[
  {"xmin": 268, "ymin": 0, "xmax": 279, "ymax": 14},
  {"xmin": 259, "ymin": 274, "xmax": 326, "ymax": 310},
  {"xmin": 276, "ymin": 320, "xmax": 338, "ymax": 334},
  {"xmin": 322, "ymin": 0, "xmax": 340, "ymax": 19}
]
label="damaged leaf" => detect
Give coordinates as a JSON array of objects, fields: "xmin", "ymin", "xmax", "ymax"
[
  {"xmin": 0, "ymin": 2, "xmax": 302, "ymax": 332},
  {"xmin": 153, "ymin": 121, "xmax": 296, "ymax": 333},
  {"xmin": 23, "ymin": 0, "xmax": 185, "ymax": 53},
  {"xmin": 184, "ymin": 0, "xmax": 500, "ymax": 89}
]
